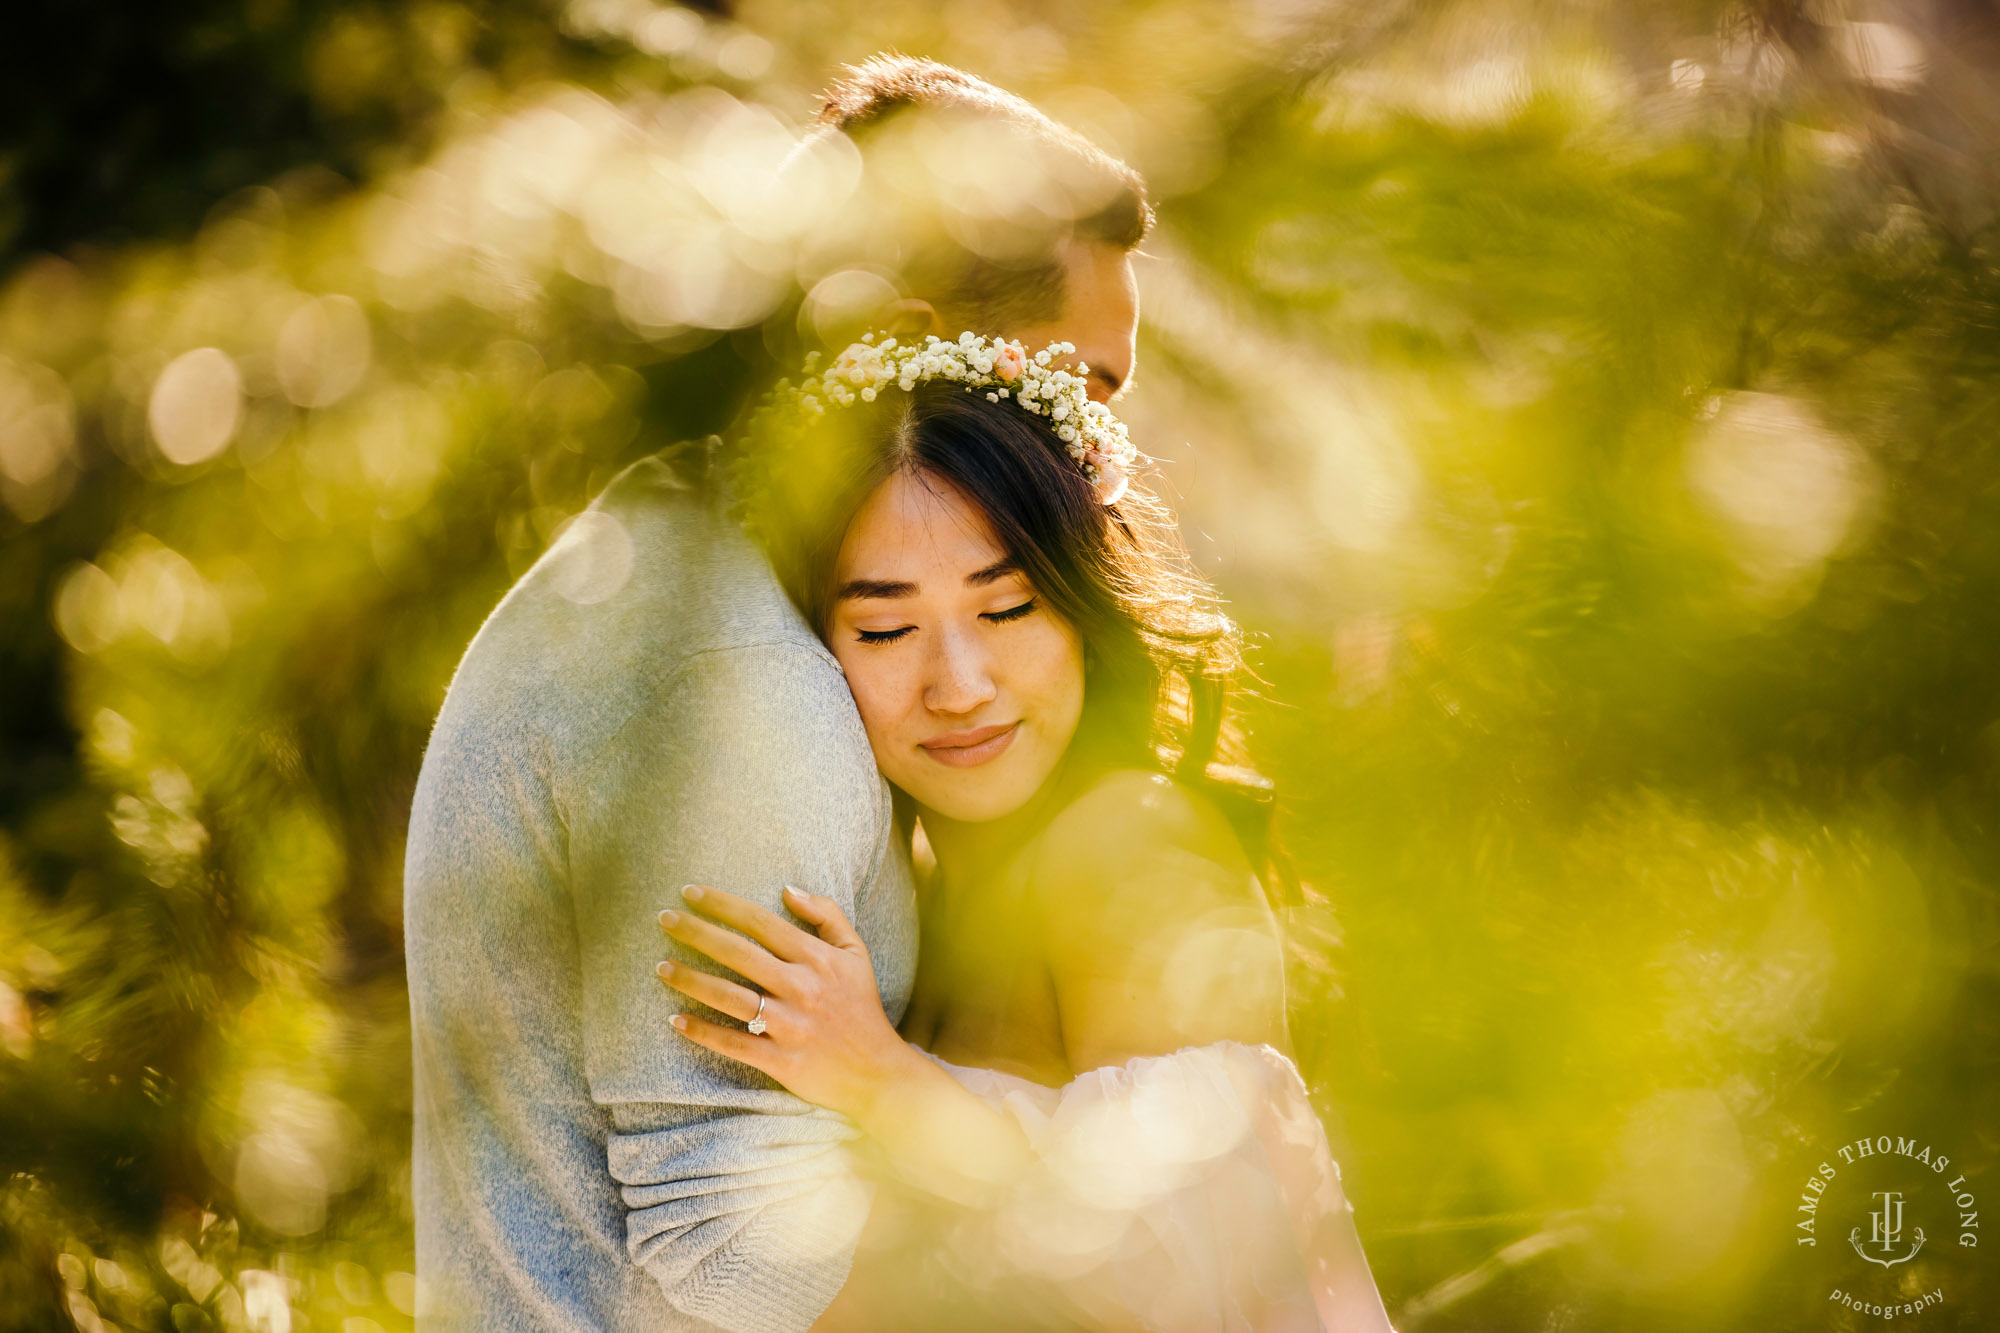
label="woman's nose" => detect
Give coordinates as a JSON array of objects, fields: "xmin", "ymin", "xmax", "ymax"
[{"xmin": 923, "ymin": 624, "xmax": 998, "ymax": 716}]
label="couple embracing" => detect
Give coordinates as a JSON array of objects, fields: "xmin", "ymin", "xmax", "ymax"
[{"xmin": 405, "ymin": 54, "xmax": 1398, "ymax": 1333}]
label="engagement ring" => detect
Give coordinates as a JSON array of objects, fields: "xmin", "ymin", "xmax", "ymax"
[{"xmin": 747, "ymin": 994, "xmax": 768, "ymax": 1036}]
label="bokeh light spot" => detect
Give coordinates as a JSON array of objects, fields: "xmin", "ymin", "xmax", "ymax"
[
  {"xmin": 1687, "ymin": 391, "xmax": 1876, "ymax": 603},
  {"xmin": 53, "ymin": 562, "xmax": 124, "ymax": 654},
  {"xmin": 149, "ymin": 347, "xmax": 243, "ymax": 465}
]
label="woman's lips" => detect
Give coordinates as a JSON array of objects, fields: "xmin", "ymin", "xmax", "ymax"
[{"xmin": 918, "ymin": 721, "xmax": 1019, "ymax": 768}]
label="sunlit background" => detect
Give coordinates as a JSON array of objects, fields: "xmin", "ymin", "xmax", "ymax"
[{"xmin": 3, "ymin": 0, "xmax": 1997, "ymax": 1328}]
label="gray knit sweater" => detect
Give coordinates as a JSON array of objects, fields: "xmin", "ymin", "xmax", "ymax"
[{"xmin": 404, "ymin": 455, "xmax": 917, "ymax": 1332}]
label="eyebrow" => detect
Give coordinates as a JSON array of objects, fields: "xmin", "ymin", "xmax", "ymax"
[
  {"xmin": 965, "ymin": 558, "xmax": 1020, "ymax": 588},
  {"xmin": 834, "ymin": 577, "xmax": 917, "ymax": 601},
  {"xmin": 834, "ymin": 559, "xmax": 1022, "ymax": 602}
]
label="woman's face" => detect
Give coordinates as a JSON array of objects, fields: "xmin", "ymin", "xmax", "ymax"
[{"xmin": 826, "ymin": 468, "xmax": 1086, "ymax": 823}]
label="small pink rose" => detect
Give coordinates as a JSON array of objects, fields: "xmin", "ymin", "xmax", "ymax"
[
  {"xmin": 993, "ymin": 344, "xmax": 1025, "ymax": 383},
  {"xmin": 1093, "ymin": 459, "xmax": 1130, "ymax": 506}
]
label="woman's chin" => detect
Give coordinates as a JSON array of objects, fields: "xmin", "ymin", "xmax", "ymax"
[
  {"xmin": 902, "ymin": 762, "xmax": 1048, "ymax": 825},
  {"xmin": 912, "ymin": 785, "xmax": 1033, "ymax": 824}
]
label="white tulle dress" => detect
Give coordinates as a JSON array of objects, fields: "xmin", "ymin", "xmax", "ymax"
[{"xmin": 921, "ymin": 1042, "xmax": 1399, "ymax": 1333}]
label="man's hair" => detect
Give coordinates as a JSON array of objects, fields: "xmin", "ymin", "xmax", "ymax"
[{"xmin": 810, "ymin": 55, "xmax": 1153, "ymax": 328}]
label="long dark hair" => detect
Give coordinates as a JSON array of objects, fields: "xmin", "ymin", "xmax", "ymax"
[{"xmin": 736, "ymin": 380, "xmax": 1295, "ymax": 901}]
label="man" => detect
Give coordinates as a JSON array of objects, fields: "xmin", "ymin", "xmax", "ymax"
[{"xmin": 404, "ymin": 55, "xmax": 1149, "ymax": 1332}]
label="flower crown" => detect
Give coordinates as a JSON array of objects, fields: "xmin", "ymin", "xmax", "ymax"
[{"xmin": 742, "ymin": 332, "xmax": 1142, "ymax": 506}]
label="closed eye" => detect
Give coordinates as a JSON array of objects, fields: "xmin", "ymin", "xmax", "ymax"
[
  {"xmin": 982, "ymin": 599, "xmax": 1038, "ymax": 625},
  {"xmin": 854, "ymin": 600, "xmax": 1036, "ymax": 643}
]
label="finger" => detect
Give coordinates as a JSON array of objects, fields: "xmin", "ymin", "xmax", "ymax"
[
  {"xmin": 783, "ymin": 885, "xmax": 864, "ymax": 950},
  {"xmin": 680, "ymin": 884, "xmax": 818, "ymax": 963},
  {"xmin": 669, "ymin": 1011, "xmax": 780, "ymax": 1076},
  {"xmin": 656, "ymin": 959, "xmax": 762, "ymax": 1023},
  {"xmin": 658, "ymin": 909, "xmax": 788, "ymax": 991}
]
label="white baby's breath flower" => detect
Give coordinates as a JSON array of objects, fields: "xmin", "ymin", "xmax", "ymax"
[{"xmin": 740, "ymin": 332, "xmax": 1142, "ymax": 515}]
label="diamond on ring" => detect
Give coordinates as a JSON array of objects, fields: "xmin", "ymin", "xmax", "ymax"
[{"xmin": 747, "ymin": 994, "xmax": 768, "ymax": 1036}]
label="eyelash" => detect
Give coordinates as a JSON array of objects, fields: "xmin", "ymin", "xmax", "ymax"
[{"xmin": 852, "ymin": 599, "xmax": 1038, "ymax": 645}]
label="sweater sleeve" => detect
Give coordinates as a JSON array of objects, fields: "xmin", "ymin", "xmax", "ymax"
[{"xmin": 567, "ymin": 641, "xmax": 910, "ymax": 1333}]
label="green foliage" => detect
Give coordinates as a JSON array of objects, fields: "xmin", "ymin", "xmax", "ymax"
[{"xmin": 2, "ymin": 1, "xmax": 1996, "ymax": 1329}]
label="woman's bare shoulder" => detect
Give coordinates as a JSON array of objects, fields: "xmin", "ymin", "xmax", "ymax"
[
  {"xmin": 1029, "ymin": 768, "xmax": 1289, "ymax": 1065},
  {"xmin": 1033, "ymin": 767, "xmax": 1257, "ymax": 905}
]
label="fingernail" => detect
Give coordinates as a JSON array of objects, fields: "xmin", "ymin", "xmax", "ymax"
[
  {"xmin": 783, "ymin": 884, "xmax": 804, "ymax": 900},
  {"xmin": 682, "ymin": 884, "xmax": 705, "ymax": 902},
  {"xmin": 659, "ymin": 910, "xmax": 680, "ymax": 929},
  {"xmin": 656, "ymin": 961, "xmax": 673, "ymax": 980},
  {"xmin": 669, "ymin": 1014, "xmax": 687, "ymax": 1031}
]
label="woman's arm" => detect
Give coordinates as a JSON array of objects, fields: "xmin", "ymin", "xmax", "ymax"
[{"xmin": 656, "ymin": 884, "xmax": 1036, "ymax": 1207}]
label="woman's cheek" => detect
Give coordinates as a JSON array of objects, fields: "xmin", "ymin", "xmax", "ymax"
[
  {"xmin": 840, "ymin": 652, "xmax": 916, "ymax": 761},
  {"xmin": 1026, "ymin": 621, "xmax": 1087, "ymax": 732}
]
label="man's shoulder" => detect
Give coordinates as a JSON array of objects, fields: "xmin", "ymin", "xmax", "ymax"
[
  {"xmin": 586, "ymin": 450, "xmax": 703, "ymax": 537},
  {"xmin": 425, "ymin": 447, "xmax": 829, "ymax": 761},
  {"xmin": 485, "ymin": 451, "xmax": 805, "ymax": 643}
]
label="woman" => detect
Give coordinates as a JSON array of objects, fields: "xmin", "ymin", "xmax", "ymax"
[{"xmin": 654, "ymin": 334, "xmax": 1396, "ymax": 1331}]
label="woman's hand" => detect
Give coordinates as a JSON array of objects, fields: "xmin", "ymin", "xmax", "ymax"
[
  {"xmin": 656, "ymin": 884, "xmax": 925, "ymax": 1123},
  {"xmin": 663, "ymin": 885, "xmax": 1037, "ymax": 1209}
]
